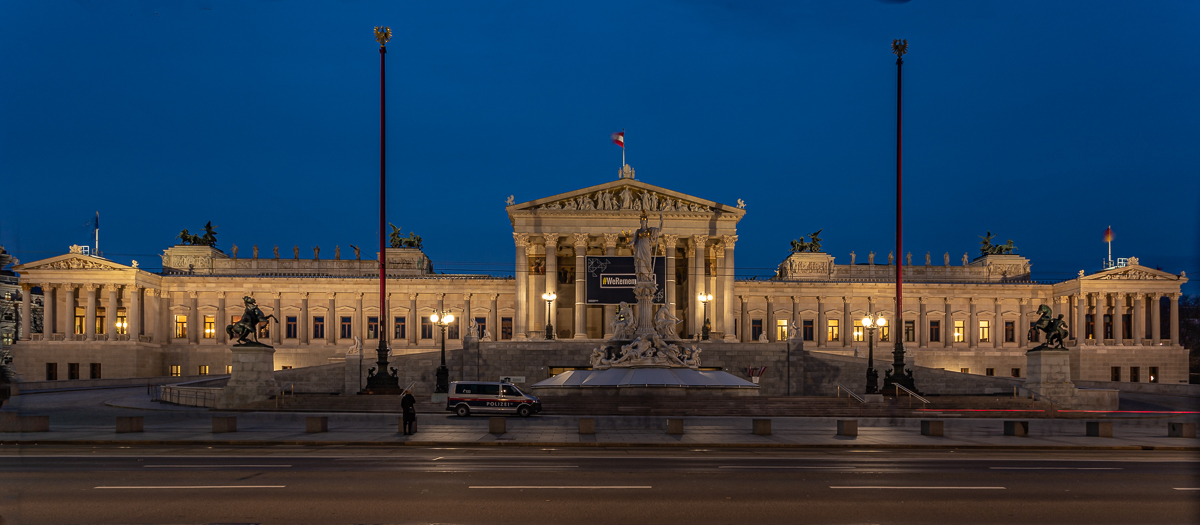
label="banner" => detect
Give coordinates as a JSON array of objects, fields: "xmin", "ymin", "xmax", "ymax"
[{"xmin": 585, "ymin": 256, "xmax": 666, "ymax": 305}]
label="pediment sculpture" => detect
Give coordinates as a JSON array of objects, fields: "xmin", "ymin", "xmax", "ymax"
[{"xmin": 534, "ymin": 186, "xmax": 712, "ymax": 213}]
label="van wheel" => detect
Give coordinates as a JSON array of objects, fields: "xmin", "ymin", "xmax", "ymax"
[
  {"xmin": 517, "ymin": 405, "xmax": 532, "ymax": 418},
  {"xmin": 455, "ymin": 405, "xmax": 471, "ymax": 417}
]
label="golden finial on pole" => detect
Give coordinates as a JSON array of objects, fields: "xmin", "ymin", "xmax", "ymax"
[
  {"xmin": 891, "ymin": 38, "xmax": 908, "ymax": 57},
  {"xmin": 374, "ymin": 26, "xmax": 392, "ymax": 46}
]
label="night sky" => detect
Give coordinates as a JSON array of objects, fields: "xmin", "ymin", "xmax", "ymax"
[{"xmin": 2, "ymin": 1, "xmax": 1196, "ymax": 292}]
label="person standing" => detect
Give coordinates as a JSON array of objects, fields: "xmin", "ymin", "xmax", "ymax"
[{"xmin": 401, "ymin": 389, "xmax": 417, "ymax": 435}]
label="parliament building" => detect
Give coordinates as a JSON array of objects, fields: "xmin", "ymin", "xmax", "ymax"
[{"xmin": 8, "ymin": 165, "xmax": 1190, "ymax": 388}]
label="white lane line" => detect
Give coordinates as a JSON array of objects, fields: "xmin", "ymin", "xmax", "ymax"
[
  {"xmin": 989, "ymin": 467, "xmax": 1121, "ymax": 470},
  {"xmin": 95, "ymin": 486, "xmax": 286, "ymax": 489},
  {"xmin": 1173, "ymin": 488, "xmax": 1200, "ymax": 491},
  {"xmin": 830, "ymin": 486, "xmax": 1005, "ymax": 490},
  {"xmin": 470, "ymin": 486, "xmax": 651, "ymax": 489},
  {"xmin": 719, "ymin": 466, "xmax": 855, "ymax": 469},
  {"xmin": 144, "ymin": 465, "xmax": 291, "ymax": 468}
]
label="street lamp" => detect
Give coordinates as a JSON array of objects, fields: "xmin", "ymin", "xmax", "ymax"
[
  {"xmin": 698, "ymin": 293, "xmax": 713, "ymax": 340},
  {"xmin": 430, "ymin": 309, "xmax": 454, "ymax": 393},
  {"xmin": 862, "ymin": 313, "xmax": 886, "ymax": 395},
  {"xmin": 541, "ymin": 291, "xmax": 556, "ymax": 340}
]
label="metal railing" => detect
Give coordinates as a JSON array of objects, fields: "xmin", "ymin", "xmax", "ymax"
[
  {"xmin": 892, "ymin": 383, "xmax": 929, "ymax": 408},
  {"xmin": 835, "ymin": 383, "xmax": 865, "ymax": 404},
  {"xmin": 274, "ymin": 383, "xmax": 295, "ymax": 409},
  {"xmin": 157, "ymin": 385, "xmax": 220, "ymax": 408}
]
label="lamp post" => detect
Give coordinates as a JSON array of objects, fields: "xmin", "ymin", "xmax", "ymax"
[
  {"xmin": 883, "ymin": 38, "xmax": 917, "ymax": 396},
  {"xmin": 698, "ymin": 293, "xmax": 713, "ymax": 340},
  {"xmin": 862, "ymin": 313, "xmax": 886, "ymax": 395},
  {"xmin": 541, "ymin": 292, "xmax": 556, "ymax": 340},
  {"xmin": 430, "ymin": 309, "xmax": 454, "ymax": 393}
]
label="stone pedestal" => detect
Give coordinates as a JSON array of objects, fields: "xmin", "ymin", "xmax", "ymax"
[
  {"xmin": 217, "ymin": 344, "xmax": 279, "ymax": 409},
  {"xmin": 1024, "ymin": 348, "xmax": 1118, "ymax": 410}
]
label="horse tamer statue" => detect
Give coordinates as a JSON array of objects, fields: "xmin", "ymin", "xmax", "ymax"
[
  {"xmin": 1028, "ymin": 304, "xmax": 1069, "ymax": 350},
  {"xmin": 227, "ymin": 296, "xmax": 278, "ymax": 345}
]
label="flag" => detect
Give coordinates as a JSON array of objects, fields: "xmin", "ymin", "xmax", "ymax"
[
  {"xmin": 1103, "ymin": 226, "xmax": 1113, "ymax": 243},
  {"xmin": 611, "ymin": 131, "xmax": 624, "ymax": 148}
]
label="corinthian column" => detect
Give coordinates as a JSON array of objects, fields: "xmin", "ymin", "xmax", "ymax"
[
  {"xmin": 274, "ymin": 292, "xmax": 284, "ymax": 345},
  {"xmin": 603, "ymin": 233, "xmax": 620, "ymax": 339},
  {"xmin": 1170, "ymin": 293, "xmax": 1180, "ymax": 345},
  {"xmin": 543, "ymin": 233, "xmax": 560, "ymax": 336},
  {"xmin": 1113, "ymin": 292, "xmax": 1125, "ymax": 345},
  {"xmin": 1150, "ymin": 293, "xmax": 1160, "ymax": 345},
  {"xmin": 19, "ymin": 284, "xmax": 32, "ymax": 340},
  {"xmin": 713, "ymin": 243, "xmax": 726, "ymax": 337},
  {"xmin": 1132, "ymin": 292, "xmax": 1144, "ymax": 344},
  {"xmin": 573, "ymin": 233, "xmax": 589, "ymax": 339},
  {"xmin": 513, "ymin": 233, "xmax": 530, "ymax": 341},
  {"xmin": 691, "ymin": 235, "xmax": 708, "ymax": 337},
  {"xmin": 106, "ymin": 285, "xmax": 118, "ymax": 341},
  {"xmin": 84, "ymin": 284, "xmax": 97, "ymax": 341}
]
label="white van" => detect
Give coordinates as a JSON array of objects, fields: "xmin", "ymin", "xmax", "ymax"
[{"xmin": 446, "ymin": 381, "xmax": 542, "ymax": 417}]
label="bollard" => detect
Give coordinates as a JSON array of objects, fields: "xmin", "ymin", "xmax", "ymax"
[
  {"xmin": 1004, "ymin": 420, "xmax": 1029, "ymax": 437},
  {"xmin": 578, "ymin": 417, "xmax": 595, "ymax": 435},
  {"xmin": 116, "ymin": 416, "xmax": 144, "ymax": 433},
  {"xmin": 306, "ymin": 416, "xmax": 328, "ymax": 433},
  {"xmin": 0, "ymin": 411, "xmax": 16, "ymax": 431},
  {"xmin": 1168, "ymin": 422, "xmax": 1196, "ymax": 438},
  {"xmin": 489, "ymin": 417, "xmax": 507, "ymax": 435},
  {"xmin": 212, "ymin": 416, "xmax": 237, "ymax": 433},
  {"xmin": 921, "ymin": 420, "xmax": 944, "ymax": 437},
  {"xmin": 1086, "ymin": 421, "xmax": 1112, "ymax": 438},
  {"xmin": 1, "ymin": 414, "xmax": 49, "ymax": 433},
  {"xmin": 836, "ymin": 420, "xmax": 857, "ymax": 437},
  {"xmin": 666, "ymin": 419, "xmax": 684, "ymax": 435},
  {"xmin": 752, "ymin": 419, "xmax": 772, "ymax": 436}
]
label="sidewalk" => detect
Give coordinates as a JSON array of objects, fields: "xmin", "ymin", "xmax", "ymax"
[{"xmin": 1, "ymin": 388, "xmax": 1197, "ymax": 450}]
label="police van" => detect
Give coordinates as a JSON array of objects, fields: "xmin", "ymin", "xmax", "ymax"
[{"xmin": 446, "ymin": 381, "xmax": 542, "ymax": 417}]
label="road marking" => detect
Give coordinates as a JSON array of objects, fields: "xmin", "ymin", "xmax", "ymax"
[
  {"xmin": 989, "ymin": 467, "xmax": 1121, "ymax": 470},
  {"xmin": 720, "ymin": 466, "xmax": 855, "ymax": 469},
  {"xmin": 431, "ymin": 457, "xmax": 444, "ymax": 461},
  {"xmin": 1173, "ymin": 488, "xmax": 1200, "ymax": 491},
  {"xmin": 144, "ymin": 465, "xmax": 292, "ymax": 468},
  {"xmin": 830, "ymin": 486, "xmax": 1006, "ymax": 490},
  {"xmin": 470, "ymin": 486, "xmax": 650, "ymax": 489},
  {"xmin": 95, "ymin": 486, "xmax": 286, "ymax": 489}
]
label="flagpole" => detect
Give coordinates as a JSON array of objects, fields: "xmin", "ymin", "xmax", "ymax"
[
  {"xmin": 1107, "ymin": 225, "xmax": 1112, "ymax": 267},
  {"xmin": 94, "ymin": 211, "xmax": 99, "ymax": 256},
  {"xmin": 622, "ymin": 128, "xmax": 626, "ymax": 167}
]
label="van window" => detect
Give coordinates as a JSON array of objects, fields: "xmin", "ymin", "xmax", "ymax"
[
  {"xmin": 455, "ymin": 384, "xmax": 474, "ymax": 395},
  {"xmin": 502, "ymin": 385, "xmax": 521, "ymax": 396},
  {"xmin": 479, "ymin": 384, "xmax": 500, "ymax": 396}
]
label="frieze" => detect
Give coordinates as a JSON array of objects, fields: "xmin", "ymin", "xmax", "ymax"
[
  {"xmin": 1099, "ymin": 269, "xmax": 1169, "ymax": 280},
  {"xmin": 534, "ymin": 185, "xmax": 712, "ymax": 213},
  {"xmin": 34, "ymin": 258, "xmax": 121, "ymax": 271}
]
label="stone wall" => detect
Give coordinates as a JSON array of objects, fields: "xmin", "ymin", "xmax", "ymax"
[
  {"xmin": 801, "ymin": 350, "xmax": 1026, "ymax": 396},
  {"xmin": 1072, "ymin": 344, "xmax": 1189, "ymax": 384}
]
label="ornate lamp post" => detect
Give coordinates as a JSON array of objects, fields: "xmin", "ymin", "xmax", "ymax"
[
  {"xmin": 698, "ymin": 293, "xmax": 713, "ymax": 340},
  {"xmin": 430, "ymin": 309, "xmax": 454, "ymax": 393},
  {"xmin": 862, "ymin": 313, "xmax": 886, "ymax": 395},
  {"xmin": 883, "ymin": 38, "xmax": 917, "ymax": 396},
  {"xmin": 541, "ymin": 292, "xmax": 556, "ymax": 340}
]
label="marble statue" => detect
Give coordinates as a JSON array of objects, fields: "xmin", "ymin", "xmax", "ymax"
[
  {"xmin": 619, "ymin": 187, "xmax": 633, "ymax": 210},
  {"xmin": 850, "ymin": 251, "xmax": 856, "ymax": 265},
  {"xmin": 131, "ymin": 260, "xmax": 139, "ymax": 268},
  {"xmin": 612, "ymin": 302, "xmax": 636, "ymax": 340},
  {"xmin": 483, "ymin": 328, "xmax": 492, "ymax": 341},
  {"xmin": 906, "ymin": 252, "xmax": 912, "ymax": 266},
  {"xmin": 467, "ymin": 319, "xmax": 479, "ymax": 339},
  {"xmin": 505, "ymin": 195, "xmax": 514, "ymax": 206},
  {"xmin": 633, "ymin": 211, "xmax": 663, "ymax": 282},
  {"xmin": 944, "ymin": 252, "xmax": 950, "ymax": 266},
  {"xmin": 253, "ymin": 244, "xmax": 259, "ymax": 258},
  {"xmin": 334, "ymin": 246, "xmax": 340, "ymax": 260},
  {"xmin": 231, "ymin": 244, "xmax": 238, "ymax": 259},
  {"xmin": 313, "ymin": 246, "xmax": 320, "ymax": 259},
  {"xmin": 789, "ymin": 321, "xmax": 801, "ymax": 340},
  {"xmin": 654, "ymin": 305, "xmax": 681, "ymax": 340},
  {"xmin": 758, "ymin": 332, "xmax": 769, "ymax": 343},
  {"xmin": 347, "ymin": 336, "xmax": 363, "ymax": 355},
  {"xmin": 350, "ymin": 245, "xmax": 360, "ymax": 260},
  {"xmin": 869, "ymin": 251, "xmax": 875, "ymax": 265},
  {"xmin": 888, "ymin": 251, "xmax": 894, "ymax": 265},
  {"xmin": 737, "ymin": 198, "xmax": 746, "ymax": 209},
  {"xmin": 293, "ymin": 245, "xmax": 299, "ymax": 259},
  {"xmin": 925, "ymin": 252, "xmax": 931, "ymax": 266},
  {"xmin": 962, "ymin": 252, "xmax": 969, "ymax": 266}
]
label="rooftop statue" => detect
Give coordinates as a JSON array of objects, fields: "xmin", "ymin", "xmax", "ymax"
[
  {"xmin": 350, "ymin": 244, "xmax": 361, "ymax": 260},
  {"xmin": 389, "ymin": 223, "xmax": 424, "ymax": 249},
  {"xmin": 979, "ymin": 231, "xmax": 1018, "ymax": 256},
  {"xmin": 789, "ymin": 229, "xmax": 824, "ymax": 253},
  {"xmin": 231, "ymin": 244, "xmax": 238, "ymax": 259},
  {"xmin": 199, "ymin": 221, "xmax": 218, "ymax": 247}
]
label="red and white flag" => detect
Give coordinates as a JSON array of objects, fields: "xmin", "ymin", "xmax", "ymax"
[{"xmin": 611, "ymin": 131, "xmax": 624, "ymax": 148}]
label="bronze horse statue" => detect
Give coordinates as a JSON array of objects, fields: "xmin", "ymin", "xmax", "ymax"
[
  {"xmin": 226, "ymin": 296, "xmax": 278, "ymax": 345},
  {"xmin": 1028, "ymin": 304, "xmax": 1068, "ymax": 349}
]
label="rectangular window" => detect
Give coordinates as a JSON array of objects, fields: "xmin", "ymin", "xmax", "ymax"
[
  {"xmin": 116, "ymin": 313, "xmax": 128, "ymax": 335},
  {"xmin": 953, "ymin": 320, "xmax": 965, "ymax": 342},
  {"xmin": 394, "ymin": 317, "xmax": 406, "ymax": 339},
  {"xmin": 421, "ymin": 316, "xmax": 434, "ymax": 339},
  {"xmin": 776, "ymin": 319, "xmax": 789, "ymax": 341},
  {"xmin": 1121, "ymin": 314, "xmax": 1132, "ymax": 339},
  {"xmin": 448, "ymin": 317, "xmax": 460, "ymax": 340},
  {"xmin": 68, "ymin": 363, "xmax": 80, "ymax": 380},
  {"xmin": 979, "ymin": 320, "xmax": 991, "ymax": 343},
  {"xmin": 96, "ymin": 315, "xmax": 106, "ymax": 335},
  {"xmin": 174, "ymin": 315, "xmax": 187, "ymax": 339},
  {"xmin": 827, "ymin": 319, "xmax": 840, "ymax": 342},
  {"xmin": 1085, "ymin": 314, "xmax": 1095, "ymax": 339},
  {"xmin": 312, "ymin": 316, "xmax": 325, "ymax": 339},
  {"xmin": 1149, "ymin": 367, "xmax": 1159, "ymax": 384},
  {"xmin": 1103, "ymin": 314, "xmax": 1113, "ymax": 339},
  {"xmin": 1028, "ymin": 321, "xmax": 1039, "ymax": 342},
  {"xmin": 474, "ymin": 317, "xmax": 487, "ymax": 339},
  {"xmin": 75, "ymin": 315, "xmax": 85, "ymax": 335},
  {"xmin": 751, "ymin": 319, "xmax": 763, "ymax": 341},
  {"xmin": 880, "ymin": 325, "xmax": 890, "ymax": 342},
  {"xmin": 340, "ymin": 316, "xmax": 352, "ymax": 339},
  {"xmin": 1004, "ymin": 321, "xmax": 1015, "ymax": 343},
  {"xmin": 258, "ymin": 319, "xmax": 270, "ymax": 339},
  {"xmin": 1129, "ymin": 366, "xmax": 1140, "ymax": 383},
  {"xmin": 203, "ymin": 315, "xmax": 215, "ymax": 339},
  {"xmin": 367, "ymin": 316, "xmax": 379, "ymax": 339},
  {"xmin": 1110, "ymin": 366, "xmax": 1121, "ymax": 382},
  {"xmin": 281, "ymin": 365, "xmax": 292, "ymax": 370},
  {"xmin": 286, "ymin": 316, "xmax": 298, "ymax": 338},
  {"xmin": 225, "ymin": 365, "xmax": 232, "ymax": 374},
  {"xmin": 802, "ymin": 320, "xmax": 814, "ymax": 341},
  {"xmin": 960, "ymin": 368, "xmax": 970, "ymax": 374},
  {"xmin": 46, "ymin": 363, "xmax": 58, "ymax": 381},
  {"xmin": 170, "ymin": 365, "xmax": 181, "ymax": 377},
  {"xmin": 853, "ymin": 320, "xmax": 864, "ymax": 342},
  {"xmin": 198, "ymin": 365, "xmax": 209, "ymax": 375},
  {"xmin": 929, "ymin": 320, "xmax": 941, "ymax": 342},
  {"xmin": 501, "ymin": 317, "xmax": 513, "ymax": 340},
  {"xmin": 1011, "ymin": 368, "xmax": 1021, "ymax": 378},
  {"xmin": 904, "ymin": 320, "xmax": 915, "ymax": 343},
  {"xmin": 985, "ymin": 368, "xmax": 995, "ymax": 376},
  {"xmin": 89, "ymin": 363, "xmax": 101, "ymax": 379}
]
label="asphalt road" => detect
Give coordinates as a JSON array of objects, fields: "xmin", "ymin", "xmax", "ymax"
[{"xmin": 0, "ymin": 447, "xmax": 1197, "ymax": 524}]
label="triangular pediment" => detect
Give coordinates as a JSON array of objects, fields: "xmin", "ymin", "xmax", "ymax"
[
  {"xmin": 507, "ymin": 178, "xmax": 744, "ymax": 217},
  {"xmin": 1084, "ymin": 263, "xmax": 1180, "ymax": 281},
  {"xmin": 14, "ymin": 253, "xmax": 132, "ymax": 272}
]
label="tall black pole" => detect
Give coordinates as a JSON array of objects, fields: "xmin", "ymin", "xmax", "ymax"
[{"xmin": 884, "ymin": 39, "xmax": 917, "ymax": 396}]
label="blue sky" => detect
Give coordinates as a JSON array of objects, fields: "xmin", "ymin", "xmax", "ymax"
[{"xmin": 1, "ymin": 1, "xmax": 1197, "ymax": 291}]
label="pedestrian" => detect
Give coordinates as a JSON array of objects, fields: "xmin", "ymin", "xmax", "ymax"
[{"xmin": 401, "ymin": 389, "xmax": 417, "ymax": 435}]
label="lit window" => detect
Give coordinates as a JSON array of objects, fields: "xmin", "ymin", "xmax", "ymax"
[
  {"xmin": 75, "ymin": 315, "xmax": 85, "ymax": 335},
  {"xmin": 953, "ymin": 320, "xmax": 965, "ymax": 342},
  {"xmin": 116, "ymin": 313, "xmax": 128, "ymax": 335},
  {"xmin": 880, "ymin": 325, "xmax": 890, "ymax": 342},
  {"xmin": 96, "ymin": 315, "xmax": 106, "ymax": 335},
  {"xmin": 960, "ymin": 368, "xmax": 970, "ymax": 374},
  {"xmin": 170, "ymin": 365, "xmax": 181, "ymax": 377},
  {"xmin": 203, "ymin": 315, "xmax": 215, "ymax": 339},
  {"xmin": 1149, "ymin": 367, "xmax": 1159, "ymax": 384},
  {"xmin": 225, "ymin": 365, "xmax": 233, "ymax": 374},
  {"xmin": 979, "ymin": 320, "xmax": 990, "ymax": 343},
  {"xmin": 776, "ymin": 319, "xmax": 789, "ymax": 341},
  {"xmin": 198, "ymin": 365, "xmax": 209, "ymax": 375},
  {"xmin": 174, "ymin": 315, "xmax": 188, "ymax": 338},
  {"xmin": 853, "ymin": 320, "xmax": 864, "ymax": 342},
  {"xmin": 827, "ymin": 319, "xmax": 840, "ymax": 342}
]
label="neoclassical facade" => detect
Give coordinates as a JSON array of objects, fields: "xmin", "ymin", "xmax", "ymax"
[{"xmin": 9, "ymin": 166, "xmax": 1190, "ymax": 385}]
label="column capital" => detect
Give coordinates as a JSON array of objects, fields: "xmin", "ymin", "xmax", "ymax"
[
  {"xmin": 1169, "ymin": 292, "xmax": 1181, "ymax": 300},
  {"xmin": 82, "ymin": 283, "xmax": 97, "ymax": 292},
  {"xmin": 354, "ymin": 292, "xmax": 364, "ymax": 299},
  {"xmin": 298, "ymin": 292, "xmax": 308, "ymax": 299},
  {"xmin": 513, "ymin": 232, "xmax": 530, "ymax": 248},
  {"xmin": 1144, "ymin": 292, "xmax": 1157, "ymax": 299},
  {"xmin": 1019, "ymin": 297, "xmax": 1028, "ymax": 305},
  {"xmin": 1130, "ymin": 292, "xmax": 1144, "ymax": 300},
  {"xmin": 273, "ymin": 292, "xmax": 283, "ymax": 299},
  {"xmin": 326, "ymin": 292, "xmax": 337, "ymax": 300},
  {"xmin": 542, "ymin": 233, "xmax": 560, "ymax": 245},
  {"xmin": 143, "ymin": 288, "xmax": 156, "ymax": 298},
  {"xmin": 918, "ymin": 296, "xmax": 927, "ymax": 304},
  {"xmin": 722, "ymin": 235, "xmax": 738, "ymax": 250},
  {"xmin": 20, "ymin": 282, "xmax": 33, "ymax": 292},
  {"xmin": 817, "ymin": 295, "xmax": 827, "ymax": 303},
  {"xmin": 712, "ymin": 244, "xmax": 725, "ymax": 257},
  {"xmin": 216, "ymin": 291, "xmax": 226, "ymax": 298},
  {"xmin": 603, "ymin": 233, "xmax": 619, "ymax": 249},
  {"xmin": 573, "ymin": 233, "xmax": 589, "ymax": 248},
  {"xmin": 103, "ymin": 283, "xmax": 120, "ymax": 293},
  {"xmin": 409, "ymin": 292, "xmax": 419, "ymax": 301},
  {"xmin": 463, "ymin": 292, "xmax": 472, "ymax": 301},
  {"xmin": 692, "ymin": 234, "xmax": 709, "ymax": 246},
  {"xmin": 188, "ymin": 290, "xmax": 198, "ymax": 298},
  {"xmin": 738, "ymin": 295, "xmax": 747, "ymax": 303},
  {"xmin": 686, "ymin": 244, "xmax": 696, "ymax": 258},
  {"xmin": 490, "ymin": 293, "xmax": 499, "ymax": 301},
  {"xmin": 792, "ymin": 296, "xmax": 800, "ymax": 304},
  {"xmin": 660, "ymin": 233, "xmax": 679, "ymax": 250},
  {"xmin": 435, "ymin": 293, "xmax": 445, "ymax": 301}
]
